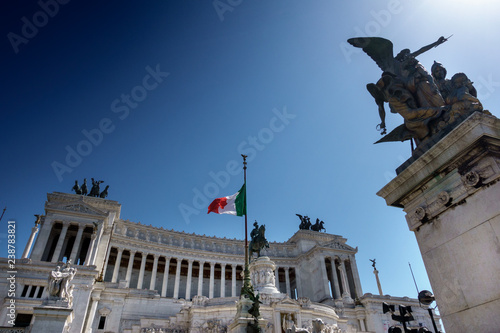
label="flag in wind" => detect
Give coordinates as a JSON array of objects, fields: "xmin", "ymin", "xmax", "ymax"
[{"xmin": 207, "ymin": 184, "xmax": 246, "ymax": 216}]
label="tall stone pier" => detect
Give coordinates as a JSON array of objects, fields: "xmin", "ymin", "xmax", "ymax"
[{"xmin": 377, "ymin": 112, "xmax": 500, "ymax": 332}]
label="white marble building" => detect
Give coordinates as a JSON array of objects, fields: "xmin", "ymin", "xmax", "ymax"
[{"xmin": 0, "ymin": 192, "xmax": 440, "ymax": 332}]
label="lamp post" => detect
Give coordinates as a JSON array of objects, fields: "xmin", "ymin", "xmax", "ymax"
[
  {"xmin": 382, "ymin": 289, "xmax": 440, "ymax": 333},
  {"xmin": 418, "ymin": 290, "xmax": 440, "ymax": 333}
]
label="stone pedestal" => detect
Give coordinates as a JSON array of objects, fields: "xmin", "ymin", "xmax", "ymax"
[
  {"xmin": 31, "ymin": 306, "xmax": 73, "ymax": 333},
  {"xmin": 229, "ymin": 297, "xmax": 267, "ymax": 333},
  {"xmin": 249, "ymin": 256, "xmax": 280, "ymax": 295},
  {"xmin": 377, "ymin": 112, "xmax": 500, "ymax": 332}
]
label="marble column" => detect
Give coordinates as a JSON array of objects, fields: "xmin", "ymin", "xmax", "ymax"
[
  {"xmin": 85, "ymin": 233, "xmax": 97, "ymax": 266},
  {"xmin": 295, "ymin": 268, "xmax": 302, "ymax": 298},
  {"xmin": 125, "ymin": 250, "xmax": 136, "ymax": 288},
  {"xmin": 209, "ymin": 262, "xmax": 215, "ymax": 298},
  {"xmin": 197, "ymin": 261, "xmax": 205, "ymax": 296},
  {"xmin": 185, "ymin": 259, "xmax": 194, "ymax": 300},
  {"xmin": 339, "ymin": 260, "xmax": 351, "ymax": 298},
  {"xmin": 285, "ymin": 267, "xmax": 291, "ymax": 297},
  {"xmin": 329, "ymin": 258, "xmax": 341, "ymax": 299},
  {"xmin": 173, "ymin": 258, "xmax": 182, "ymax": 299},
  {"xmin": 231, "ymin": 264, "xmax": 236, "ymax": 297},
  {"xmin": 111, "ymin": 247, "xmax": 124, "ymax": 283},
  {"xmin": 220, "ymin": 264, "xmax": 226, "ymax": 298},
  {"xmin": 101, "ymin": 246, "xmax": 113, "ymax": 280},
  {"xmin": 321, "ymin": 257, "xmax": 331, "ymax": 298},
  {"xmin": 24, "ymin": 286, "xmax": 33, "ymax": 298},
  {"xmin": 69, "ymin": 225, "xmax": 85, "ymax": 264},
  {"xmin": 137, "ymin": 253, "xmax": 147, "ymax": 289},
  {"xmin": 275, "ymin": 266, "xmax": 281, "ymax": 292},
  {"xmin": 22, "ymin": 225, "xmax": 39, "ymax": 259},
  {"xmin": 350, "ymin": 255, "xmax": 363, "ymax": 297},
  {"xmin": 150, "ymin": 254, "xmax": 159, "ymax": 290},
  {"xmin": 161, "ymin": 257, "xmax": 170, "ymax": 297},
  {"xmin": 51, "ymin": 222, "xmax": 70, "ymax": 263},
  {"xmin": 84, "ymin": 293, "xmax": 101, "ymax": 333}
]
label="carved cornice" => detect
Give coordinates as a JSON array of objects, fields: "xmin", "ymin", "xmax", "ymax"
[
  {"xmin": 405, "ymin": 152, "xmax": 500, "ymax": 231},
  {"xmin": 378, "ymin": 112, "xmax": 500, "ymax": 208}
]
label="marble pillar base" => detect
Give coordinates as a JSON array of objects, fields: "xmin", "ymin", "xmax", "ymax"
[
  {"xmin": 377, "ymin": 112, "xmax": 500, "ymax": 332},
  {"xmin": 228, "ymin": 316, "xmax": 267, "ymax": 333},
  {"xmin": 31, "ymin": 306, "xmax": 73, "ymax": 333},
  {"xmin": 249, "ymin": 256, "xmax": 280, "ymax": 295}
]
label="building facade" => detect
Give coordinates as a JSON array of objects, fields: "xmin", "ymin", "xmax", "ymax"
[{"xmin": 0, "ymin": 192, "xmax": 440, "ymax": 332}]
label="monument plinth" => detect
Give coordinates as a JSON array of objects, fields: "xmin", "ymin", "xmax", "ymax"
[
  {"xmin": 377, "ymin": 112, "xmax": 500, "ymax": 332},
  {"xmin": 249, "ymin": 256, "xmax": 281, "ymax": 295},
  {"xmin": 31, "ymin": 306, "xmax": 73, "ymax": 333}
]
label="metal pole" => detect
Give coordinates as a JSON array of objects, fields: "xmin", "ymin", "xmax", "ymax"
[
  {"xmin": 428, "ymin": 308, "xmax": 439, "ymax": 333},
  {"xmin": 241, "ymin": 154, "xmax": 251, "ymax": 293}
]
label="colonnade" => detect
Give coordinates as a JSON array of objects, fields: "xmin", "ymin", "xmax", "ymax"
[
  {"xmin": 40, "ymin": 221, "xmax": 97, "ymax": 265},
  {"xmin": 324, "ymin": 256, "xmax": 362, "ymax": 300},
  {"xmin": 103, "ymin": 246, "xmax": 299, "ymax": 300}
]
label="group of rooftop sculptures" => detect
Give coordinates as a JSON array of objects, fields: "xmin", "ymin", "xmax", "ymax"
[
  {"xmin": 296, "ymin": 214, "xmax": 326, "ymax": 232},
  {"xmin": 71, "ymin": 178, "xmax": 109, "ymax": 198},
  {"xmin": 348, "ymin": 36, "xmax": 490, "ymax": 150}
]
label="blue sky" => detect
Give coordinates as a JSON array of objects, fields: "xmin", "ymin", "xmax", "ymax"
[{"xmin": 2, "ymin": 0, "xmax": 500, "ymax": 303}]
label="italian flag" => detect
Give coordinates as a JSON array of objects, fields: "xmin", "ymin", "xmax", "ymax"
[{"xmin": 207, "ymin": 184, "xmax": 246, "ymax": 216}]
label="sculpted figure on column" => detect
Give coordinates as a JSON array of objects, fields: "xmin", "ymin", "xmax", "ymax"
[{"xmin": 347, "ymin": 35, "xmax": 491, "ymax": 151}]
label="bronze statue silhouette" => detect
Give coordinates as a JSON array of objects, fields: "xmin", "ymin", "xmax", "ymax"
[
  {"xmin": 296, "ymin": 214, "xmax": 312, "ymax": 230},
  {"xmin": 71, "ymin": 180, "xmax": 82, "ymax": 195},
  {"xmin": 99, "ymin": 185, "xmax": 109, "ymax": 199},
  {"xmin": 249, "ymin": 222, "xmax": 269, "ymax": 259},
  {"xmin": 80, "ymin": 178, "xmax": 88, "ymax": 196},
  {"xmin": 348, "ymin": 36, "xmax": 450, "ymax": 144},
  {"xmin": 88, "ymin": 178, "xmax": 104, "ymax": 197},
  {"xmin": 310, "ymin": 219, "xmax": 326, "ymax": 232}
]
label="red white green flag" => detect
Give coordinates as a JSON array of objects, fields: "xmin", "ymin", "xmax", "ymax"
[{"xmin": 207, "ymin": 184, "xmax": 246, "ymax": 216}]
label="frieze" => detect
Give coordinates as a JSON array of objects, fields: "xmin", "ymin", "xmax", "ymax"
[{"xmin": 322, "ymin": 241, "xmax": 356, "ymax": 252}]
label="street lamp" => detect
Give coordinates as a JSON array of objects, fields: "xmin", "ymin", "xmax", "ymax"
[{"xmin": 418, "ymin": 290, "xmax": 440, "ymax": 333}]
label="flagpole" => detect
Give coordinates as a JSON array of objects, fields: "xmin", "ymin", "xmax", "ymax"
[{"xmin": 241, "ymin": 154, "xmax": 251, "ymax": 293}]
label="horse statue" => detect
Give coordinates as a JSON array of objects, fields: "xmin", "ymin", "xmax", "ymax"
[
  {"xmin": 310, "ymin": 219, "xmax": 326, "ymax": 232},
  {"xmin": 80, "ymin": 178, "xmax": 88, "ymax": 195},
  {"xmin": 99, "ymin": 185, "xmax": 109, "ymax": 198},
  {"xmin": 71, "ymin": 180, "xmax": 82, "ymax": 194},
  {"xmin": 249, "ymin": 222, "xmax": 269, "ymax": 259},
  {"xmin": 296, "ymin": 214, "xmax": 312, "ymax": 230},
  {"xmin": 88, "ymin": 178, "xmax": 104, "ymax": 197}
]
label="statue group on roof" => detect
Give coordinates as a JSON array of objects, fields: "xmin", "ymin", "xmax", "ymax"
[
  {"xmin": 296, "ymin": 214, "xmax": 326, "ymax": 232},
  {"xmin": 72, "ymin": 178, "xmax": 109, "ymax": 198},
  {"xmin": 347, "ymin": 36, "xmax": 491, "ymax": 150}
]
